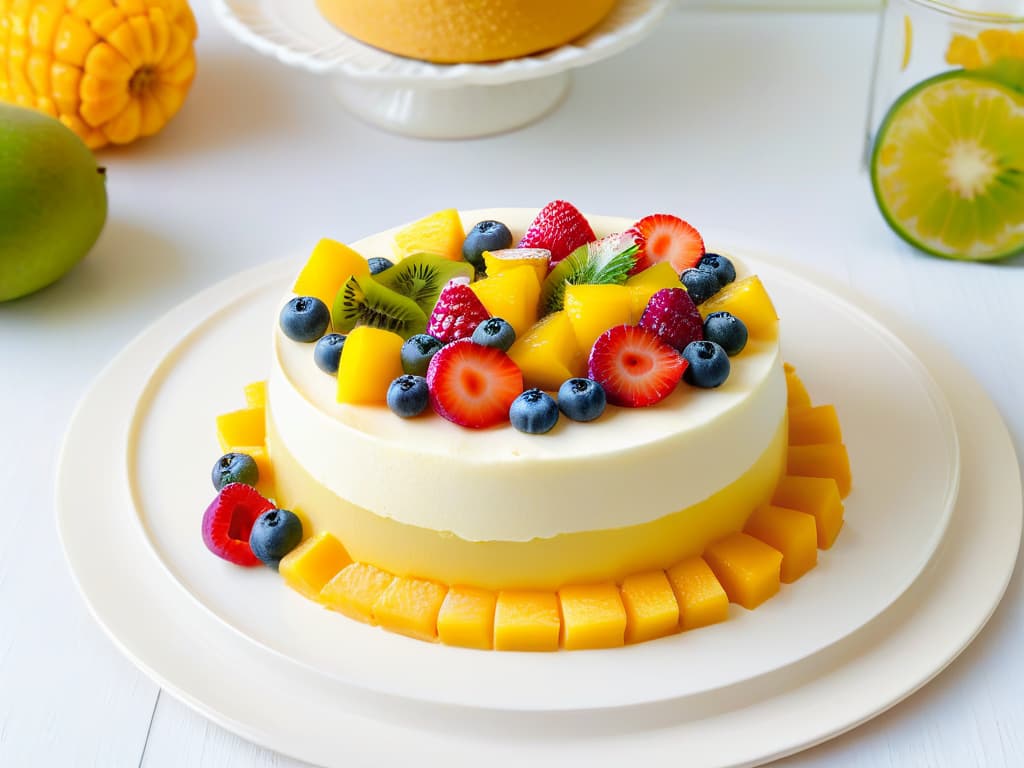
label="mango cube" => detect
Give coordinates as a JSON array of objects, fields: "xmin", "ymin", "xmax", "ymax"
[
  {"xmin": 666, "ymin": 556, "xmax": 729, "ymax": 630},
  {"xmin": 216, "ymin": 407, "xmax": 265, "ymax": 452},
  {"xmin": 558, "ymin": 583, "xmax": 626, "ymax": 650},
  {"xmin": 703, "ymin": 533, "xmax": 782, "ymax": 610},
  {"xmin": 700, "ymin": 275, "xmax": 778, "ymax": 340},
  {"xmin": 372, "ymin": 576, "xmax": 448, "ymax": 642},
  {"xmin": 626, "ymin": 263, "xmax": 682, "ymax": 322},
  {"xmin": 483, "ymin": 249, "xmax": 549, "ymax": 285},
  {"xmin": 772, "ymin": 475, "xmax": 845, "ymax": 549},
  {"xmin": 243, "ymin": 380, "xmax": 267, "ymax": 408},
  {"xmin": 787, "ymin": 443, "xmax": 852, "ymax": 498},
  {"xmin": 293, "ymin": 238, "xmax": 370, "ymax": 307},
  {"xmin": 437, "ymin": 585, "xmax": 497, "ymax": 650},
  {"xmin": 563, "ymin": 284, "xmax": 633, "ymax": 358},
  {"xmin": 788, "ymin": 404, "xmax": 842, "ymax": 446},
  {"xmin": 744, "ymin": 504, "xmax": 818, "ymax": 583},
  {"xmin": 319, "ymin": 562, "xmax": 394, "ymax": 623},
  {"xmin": 336, "ymin": 326, "xmax": 405, "ymax": 405},
  {"xmin": 469, "ymin": 265, "xmax": 541, "ymax": 338},
  {"xmin": 279, "ymin": 532, "xmax": 351, "ymax": 600},
  {"xmin": 507, "ymin": 310, "xmax": 583, "ymax": 391},
  {"xmin": 393, "ymin": 208, "xmax": 466, "ymax": 262},
  {"xmin": 620, "ymin": 570, "xmax": 680, "ymax": 644},
  {"xmin": 785, "ymin": 370, "xmax": 812, "ymax": 407},
  {"xmin": 227, "ymin": 445, "xmax": 274, "ymax": 498},
  {"xmin": 493, "ymin": 590, "xmax": 561, "ymax": 652}
]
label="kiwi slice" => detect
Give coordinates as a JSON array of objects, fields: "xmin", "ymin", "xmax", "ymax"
[
  {"xmin": 332, "ymin": 274, "xmax": 427, "ymax": 338},
  {"xmin": 871, "ymin": 71, "xmax": 1024, "ymax": 261},
  {"xmin": 540, "ymin": 234, "xmax": 639, "ymax": 314},
  {"xmin": 374, "ymin": 253, "xmax": 474, "ymax": 316}
]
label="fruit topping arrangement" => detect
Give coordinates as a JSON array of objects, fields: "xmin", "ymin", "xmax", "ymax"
[{"xmin": 278, "ymin": 202, "xmax": 779, "ymax": 434}]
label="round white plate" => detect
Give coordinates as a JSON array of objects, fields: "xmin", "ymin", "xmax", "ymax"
[{"xmin": 118, "ymin": 251, "xmax": 958, "ymax": 712}]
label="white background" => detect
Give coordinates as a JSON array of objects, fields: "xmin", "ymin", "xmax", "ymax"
[{"xmin": 1, "ymin": 3, "xmax": 1022, "ymax": 766}]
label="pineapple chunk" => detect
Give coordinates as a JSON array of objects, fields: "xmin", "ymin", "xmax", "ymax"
[
  {"xmin": 336, "ymin": 326, "xmax": 405, "ymax": 405},
  {"xmin": 744, "ymin": 504, "xmax": 818, "ymax": 583},
  {"xmin": 703, "ymin": 533, "xmax": 782, "ymax": 610},
  {"xmin": 507, "ymin": 311, "xmax": 582, "ymax": 391},
  {"xmin": 666, "ymin": 556, "xmax": 729, "ymax": 630},
  {"xmin": 319, "ymin": 562, "xmax": 394, "ymax": 624},
  {"xmin": 787, "ymin": 443, "xmax": 852, "ymax": 498},
  {"xmin": 786, "ymin": 369, "xmax": 812, "ymax": 407},
  {"xmin": 393, "ymin": 208, "xmax": 466, "ymax": 262},
  {"xmin": 700, "ymin": 275, "xmax": 778, "ymax": 340},
  {"xmin": 279, "ymin": 532, "xmax": 351, "ymax": 600},
  {"xmin": 772, "ymin": 475, "xmax": 845, "ymax": 549},
  {"xmin": 558, "ymin": 583, "xmax": 627, "ymax": 650},
  {"xmin": 563, "ymin": 284, "xmax": 633, "ymax": 359},
  {"xmin": 469, "ymin": 265, "xmax": 541, "ymax": 338},
  {"xmin": 372, "ymin": 576, "xmax": 449, "ymax": 642},
  {"xmin": 620, "ymin": 570, "xmax": 679, "ymax": 644},
  {"xmin": 243, "ymin": 380, "xmax": 267, "ymax": 409},
  {"xmin": 292, "ymin": 238, "xmax": 370, "ymax": 307},
  {"xmin": 437, "ymin": 585, "xmax": 497, "ymax": 650},
  {"xmin": 493, "ymin": 590, "xmax": 561, "ymax": 651},
  {"xmin": 216, "ymin": 407, "xmax": 265, "ymax": 452},
  {"xmin": 788, "ymin": 404, "xmax": 843, "ymax": 445},
  {"xmin": 625, "ymin": 263, "xmax": 681, "ymax": 323}
]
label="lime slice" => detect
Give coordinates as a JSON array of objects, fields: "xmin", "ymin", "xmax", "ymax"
[{"xmin": 871, "ymin": 72, "xmax": 1024, "ymax": 261}]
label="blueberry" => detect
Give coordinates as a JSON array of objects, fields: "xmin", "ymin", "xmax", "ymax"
[
  {"xmin": 472, "ymin": 318, "xmax": 516, "ymax": 351},
  {"xmin": 702, "ymin": 312, "xmax": 747, "ymax": 357},
  {"xmin": 557, "ymin": 378, "xmax": 606, "ymax": 422},
  {"xmin": 682, "ymin": 341, "xmax": 731, "ymax": 388},
  {"xmin": 680, "ymin": 268, "xmax": 721, "ymax": 305},
  {"xmin": 510, "ymin": 388, "xmax": 559, "ymax": 434},
  {"xmin": 697, "ymin": 253, "xmax": 736, "ymax": 286},
  {"xmin": 211, "ymin": 452, "xmax": 259, "ymax": 491},
  {"xmin": 279, "ymin": 296, "xmax": 330, "ymax": 342},
  {"xmin": 367, "ymin": 256, "xmax": 394, "ymax": 275},
  {"xmin": 401, "ymin": 334, "xmax": 444, "ymax": 376},
  {"xmin": 387, "ymin": 375, "xmax": 430, "ymax": 418},
  {"xmin": 249, "ymin": 509, "xmax": 304, "ymax": 570},
  {"xmin": 314, "ymin": 333, "xmax": 346, "ymax": 374},
  {"xmin": 462, "ymin": 220, "xmax": 513, "ymax": 271}
]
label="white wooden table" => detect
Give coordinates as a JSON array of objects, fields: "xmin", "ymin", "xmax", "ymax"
[{"xmin": 2, "ymin": 4, "xmax": 1022, "ymax": 766}]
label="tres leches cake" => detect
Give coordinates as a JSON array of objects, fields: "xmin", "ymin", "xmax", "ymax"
[{"xmin": 204, "ymin": 202, "xmax": 852, "ymax": 651}]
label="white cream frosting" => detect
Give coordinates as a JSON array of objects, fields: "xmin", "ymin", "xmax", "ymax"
[{"xmin": 268, "ymin": 210, "xmax": 786, "ymax": 543}]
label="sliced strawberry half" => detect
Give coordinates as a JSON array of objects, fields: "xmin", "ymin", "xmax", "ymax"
[
  {"xmin": 627, "ymin": 214, "xmax": 705, "ymax": 275},
  {"xmin": 518, "ymin": 200, "xmax": 596, "ymax": 268},
  {"xmin": 639, "ymin": 287, "xmax": 704, "ymax": 352},
  {"xmin": 426, "ymin": 280, "xmax": 490, "ymax": 344},
  {"xmin": 201, "ymin": 483, "xmax": 274, "ymax": 566},
  {"xmin": 588, "ymin": 324, "xmax": 687, "ymax": 407},
  {"xmin": 426, "ymin": 338, "xmax": 524, "ymax": 428}
]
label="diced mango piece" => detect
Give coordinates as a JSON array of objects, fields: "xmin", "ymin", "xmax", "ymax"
[
  {"xmin": 772, "ymin": 475, "xmax": 845, "ymax": 549},
  {"xmin": 786, "ymin": 370, "xmax": 812, "ymax": 407},
  {"xmin": 744, "ymin": 505, "xmax": 818, "ymax": 583},
  {"xmin": 292, "ymin": 238, "xmax": 370, "ymax": 307},
  {"xmin": 563, "ymin": 284, "xmax": 633, "ymax": 359},
  {"xmin": 319, "ymin": 562, "xmax": 394, "ymax": 623},
  {"xmin": 483, "ymin": 248, "xmax": 549, "ymax": 285},
  {"xmin": 336, "ymin": 326, "xmax": 405, "ymax": 405},
  {"xmin": 788, "ymin": 404, "xmax": 843, "ymax": 445},
  {"xmin": 787, "ymin": 443, "xmax": 852, "ymax": 498},
  {"xmin": 507, "ymin": 310, "xmax": 583, "ymax": 391},
  {"xmin": 372, "ymin": 576, "xmax": 448, "ymax": 642},
  {"xmin": 469, "ymin": 265, "xmax": 541, "ymax": 338},
  {"xmin": 558, "ymin": 583, "xmax": 626, "ymax": 650},
  {"xmin": 393, "ymin": 208, "xmax": 466, "ymax": 262},
  {"xmin": 243, "ymin": 380, "xmax": 267, "ymax": 408},
  {"xmin": 493, "ymin": 590, "xmax": 561, "ymax": 652},
  {"xmin": 700, "ymin": 275, "xmax": 778, "ymax": 340},
  {"xmin": 625, "ymin": 263, "xmax": 681, "ymax": 323},
  {"xmin": 216, "ymin": 407, "xmax": 265, "ymax": 452},
  {"xmin": 437, "ymin": 585, "xmax": 497, "ymax": 650},
  {"xmin": 666, "ymin": 556, "xmax": 729, "ymax": 631},
  {"xmin": 279, "ymin": 532, "xmax": 351, "ymax": 600},
  {"xmin": 703, "ymin": 533, "xmax": 782, "ymax": 610},
  {"xmin": 227, "ymin": 445, "xmax": 274, "ymax": 498},
  {"xmin": 784, "ymin": 361, "xmax": 796, "ymax": 374},
  {"xmin": 620, "ymin": 570, "xmax": 679, "ymax": 644}
]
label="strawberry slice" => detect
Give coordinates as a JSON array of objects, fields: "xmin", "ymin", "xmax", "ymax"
[
  {"xmin": 201, "ymin": 483, "xmax": 275, "ymax": 566},
  {"xmin": 627, "ymin": 214, "xmax": 705, "ymax": 275},
  {"xmin": 426, "ymin": 338, "xmax": 524, "ymax": 428},
  {"xmin": 639, "ymin": 287, "xmax": 704, "ymax": 352},
  {"xmin": 588, "ymin": 324, "xmax": 687, "ymax": 407},
  {"xmin": 427, "ymin": 280, "xmax": 490, "ymax": 344},
  {"xmin": 518, "ymin": 200, "xmax": 596, "ymax": 268}
]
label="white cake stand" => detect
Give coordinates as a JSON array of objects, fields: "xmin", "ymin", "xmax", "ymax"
[{"xmin": 211, "ymin": 0, "xmax": 672, "ymax": 138}]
